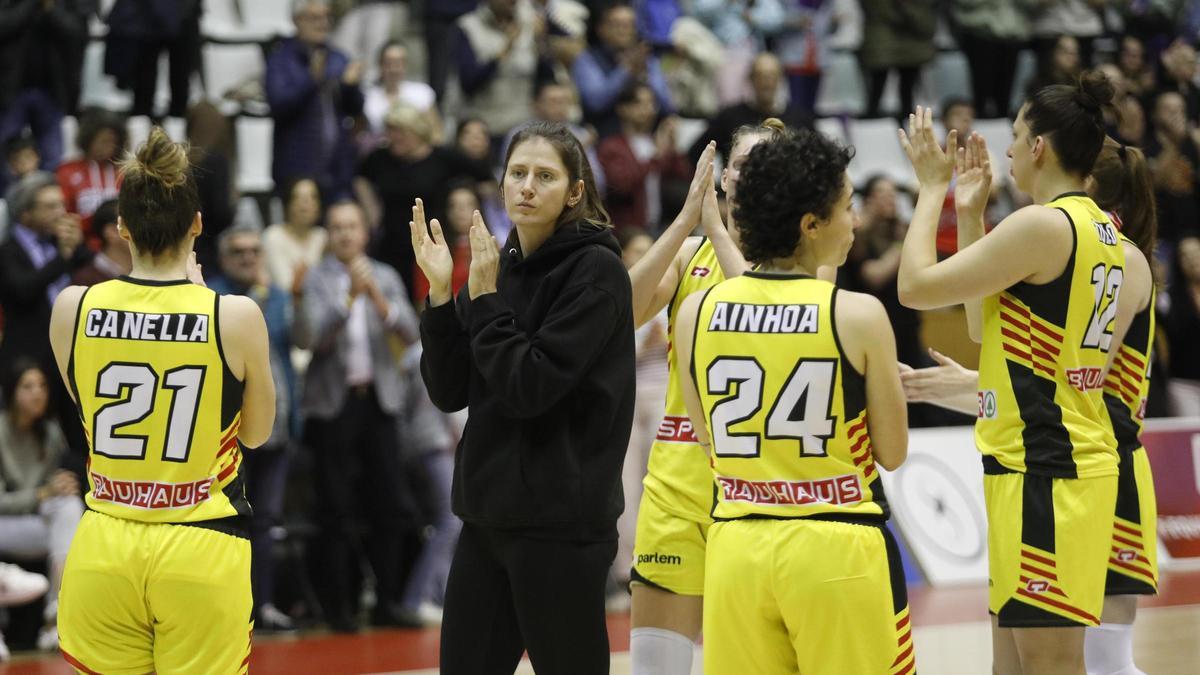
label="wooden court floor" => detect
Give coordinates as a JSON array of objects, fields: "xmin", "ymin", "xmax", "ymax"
[{"xmin": 4, "ymin": 570, "xmax": 1198, "ymax": 674}]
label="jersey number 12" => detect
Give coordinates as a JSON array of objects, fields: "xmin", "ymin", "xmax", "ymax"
[{"xmin": 1082, "ymin": 263, "xmax": 1123, "ymax": 352}]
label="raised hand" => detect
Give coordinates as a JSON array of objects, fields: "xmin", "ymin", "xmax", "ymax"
[
  {"xmin": 678, "ymin": 141, "xmax": 716, "ymax": 231},
  {"xmin": 467, "ymin": 211, "xmax": 499, "ymax": 300},
  {"xmin": 409, "ymin": 197, "xmax": 455, "ymax": 305},
  {"xmin": 954, "ymin": 132, "xmax": 992, "ymax": 223},
  {"xmin": 898, "ymin": 105, "xmax": 957, "ymax": 188}
]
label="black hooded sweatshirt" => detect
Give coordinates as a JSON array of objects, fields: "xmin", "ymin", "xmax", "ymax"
[{"xmin": 420, "ymin": 220, "xmax": 635, "ymax": 541}]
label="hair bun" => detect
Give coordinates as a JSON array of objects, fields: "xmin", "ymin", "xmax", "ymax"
[
  {"xmin": 121, "ymin": 127, "xmax": 191, "ymax": 190},
  {"xmin": 760, "ymin": 117, "xmax": 787, "ymax": 132},
  {"xmin": 1076, "ymin": 70, "xmax": 1115, "ymax": 115}
]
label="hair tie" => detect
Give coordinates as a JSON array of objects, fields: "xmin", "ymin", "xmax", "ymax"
[{"xmin": 1117, "ymin": 144, "xmax": 1128, "ymax": 162}]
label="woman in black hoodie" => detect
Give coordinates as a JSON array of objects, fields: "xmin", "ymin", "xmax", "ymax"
[{"xmin": 410, "ymin": 121, "xmax": 635, "ymax": 675}]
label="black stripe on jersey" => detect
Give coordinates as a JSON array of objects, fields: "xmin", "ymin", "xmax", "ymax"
[
  {"xmin": 1020, "ymin": 473, "xmax": 1056, "ymax": 554},
  {"xmin": 116, "ymin": 275, "xmax": 192, "ymax": 287},
  {"xmin": 213, "ymin": 294, "xmax": 246, "ymax": 432},
  {"xmin": 66, "ymin": 285, "xmax": 93, "ymax": 412},
  {"xmin": 1111, "ymin": 447, "xmax": 1143, "ymax": 526},
  {"xmin": 688, "ymin": 287, "xmax": 717, "ymax": 385},
  {"xmin": 867, "ymin": 474, "xmax": 891, "ymax": 520},
  {"xmin": 1009, "ymin": 360, "xmax": 1077, "ymax": 478},
  {"xmin": 829, "ymin": 287, "xmax": 867, "ymax": 421},
  {"xmin": 997, "ymin": 597, "xmax": 1083, "ymax": 626},
  {"xmin": 881, "ymin": 525, "xmax": 909, "ymax": 615},
  {"xmin": 1123, "ymin": 302, "xmax": 1153, "ymax": 356},
  {"xmin": 1105, "ymin": 394, "xmax": 1142, "ymax": 457},
  {"xmin": 1007, "ymin": 208, "xmax": 1078, "ymax": 328},
  {"xmin": 221, "ymin": 463, "xmax": 253, "ymax": 520}
]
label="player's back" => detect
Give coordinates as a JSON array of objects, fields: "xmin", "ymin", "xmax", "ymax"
[
  {"xmin": 692, "ymin": 272, "xmax": 889, "ymax": 522},
  {"xmin": 69, "ymin": 276, "xmax": 248, "ymax": 525}
]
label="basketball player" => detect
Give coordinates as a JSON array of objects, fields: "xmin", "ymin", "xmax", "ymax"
[
  {"xmin": 674, "ymin": 129, "xmax": 913, "ymax": 674},
  {"xmin": 625, "ymin": 121, "xmax": 791, "ymax": 673},
  {"xmin": 897, "ymin": 73, "xmax": 1151, "ymax": 673},
  {"xmin": 47, "ymin": 128, "xmax": 275, "ymax": 674},
  {"xmin": 900, "ymin": 135, "xmax": 1160, "ymax": 675}
]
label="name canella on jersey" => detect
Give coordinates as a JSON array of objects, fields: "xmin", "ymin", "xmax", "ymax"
[{"xmin": 84, "ymin": 308, "xmax": 210, "ymax": 343}]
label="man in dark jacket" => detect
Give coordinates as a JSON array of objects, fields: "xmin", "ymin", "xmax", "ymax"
[
  {"xmin": 265, "ymin": 0, "xmax": 364, "ymax": 201},
  {"xmin": 0, "ymin": 0, "xmax": 89, "ymax": 184}
]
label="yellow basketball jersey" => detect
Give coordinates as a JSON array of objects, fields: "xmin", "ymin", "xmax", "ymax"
[
  {"xmin": 692, "ymin": 273, "xmax": 888, "ymax": 521},
  {"xmin": 643, "ymin": 238, "xmax": 726, "ymax": 517},
  {"xmin": 69, "ymin": 277, "xmax": 249, "ymax": 525},
  {"xmin": 1104, "ymin": 277, "xmax": 1154, "ymax": 455},
  {"xmin": 976, "ymin": 193, "xmax": 1123, "ymax": 479}
]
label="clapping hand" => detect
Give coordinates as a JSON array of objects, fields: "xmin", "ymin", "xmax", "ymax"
[
  {"xmin": 467, "ymin": 211, "xmax": 499, "ymax": 300},
  {"xmin": 186, "ymin": 252, "xmax": 207, "ymax": 287},
  {"xmin": 679, "ymin": 141, "xmax": 715, "ymax": 230},
  {"xmin": 899, "ymin": 106, "xmax": 957, "ymax": 189},
  {"xmin": 954, "ymin": 132, "xmax": 992, "ymax": 223},
  {"xmin": 409, "ymin": 198, "xmax": 455, "ymax": 306}
]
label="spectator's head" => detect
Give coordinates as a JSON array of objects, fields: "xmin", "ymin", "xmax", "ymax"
[
  {"xmin": 1050, "ymin": 35, "xmax": 1081, "ymax": 77},
  {"xmin": 4, "ymin": 135, "xmax": 39, "ymax": 179},
  {"xmin": 1096, "ymin": 63, "xmax": 1127, "ymax": 100},
  {"xmin": 749, "ymin": 52, "xmax": 783, "ymax": 111},
  {"xmin": 1116, "ymin": 95, "xmax": 1146, "ymax": 146},
  {"xmin": 1179, "ymin": 236, "xmax": 1200, "ymax": 284},
  {"xmin": 1162, "ymin": 40, "xmax": 1198, "ymax": 86},
  {"xmin": 186, "ymin": 101, "xmax": 233, "ymax": 158},
  {"xmin": 76, "ymin": 109, "xmax": 128, "ymax": 164},
  {"xmin": 616, "ymin": 83, "xmax": 657, "ymax": 134},
  {"xmin": 861, "ymin": 175, "xmax": 898, "ymax": 223},
  {"xmin": 941, "ymin": 97, "xmax": 974, "ymax": 140},
  {"xmin": 1013, "ymin": 71, "xmax": 1112, "ymax": 190},
  {"xmin": 327, "ymin": 200, "xmax": 369, "ymax": 263},
  {"xmin": 534, "ymin": 82, "xmax": 574, "ymax": 123},
  {"xmin": 446, "ymin": 180, "xmax": 480, "ymax": 239},
  {"xmin": 3, "ymin": 357, "xmax": 51, "ymax": 433},
  {"xmin": 7, "ymin": 171, "xmax": 63, "ymax": 235},
  {"xmin": 487, "ymin": 0, "xmax": 518, "ymax": 22},
  {"xmin": 1119, "ymin": 35, "xmax": 1146, "ymax": 77},
  {"xmin": 117, "ymin": 127, "xmax": 202, "ymax": 259},
  {"xmin": 456, "ymin": 118, "xmax": 492, "ymax": 163},
  {"xmin": 502, "ymin": 121, "xmax": 609, "ymax": 229},
  {"xmin": 1152, "ymin": 90, "xmax": 1188, "ymax": 143},
  {"xmin": 616, "ymin": 225, "xmax": 653, "ymax": 269},
  {"xmin": 92, "ymin": 198, "xmax": 123, "ymax": 255},
  {"xmin": 733, "ymin": 129, "xmax": 856, "ymax": 267},
  {"xmin": 1089, "ymin": 137, "xmax": 1157, "ymax": 261},
  {"xmin": 217, "ymin": 224, "xmax": 264, "ymax": 287},
  {"xmin": 598, "ymin": 4, "xmax": 638, "ymax": 51},
  {"xmin": 385, "ymin": 104, "xmax": 436, "ymax": 157},
  {"xmin": 723, "ymin": 118, "xmax": 792, "ymax": 210},
  {"xmin": 283, "ymin": 177, "xmax": 322, "ymax": 230},
  {"xmin": 377, "ymin": 41, "xmax": 409, "ymax": 87},
  {"xmin": 292, "ymin": 0, "xmax": 332, "ymax": 47}
]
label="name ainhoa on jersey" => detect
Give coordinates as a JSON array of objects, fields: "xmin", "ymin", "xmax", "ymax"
[
  {"xmin": 707, "ymin": 302, "xmax": 820, "ymax": 334},
  {"xmin": 84, "ymin": 308, "xmax": 210, "ymax": 343}
]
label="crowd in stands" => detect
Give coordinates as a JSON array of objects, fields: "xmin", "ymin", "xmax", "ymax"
[{"xmin": 1, "ymin": 0, "xmax": 1200, "ymax": 655}]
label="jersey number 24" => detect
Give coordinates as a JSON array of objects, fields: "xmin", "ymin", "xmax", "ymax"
[{"xmin": 705, "ymin": 357, "xmax": 836, "ymax": 458}]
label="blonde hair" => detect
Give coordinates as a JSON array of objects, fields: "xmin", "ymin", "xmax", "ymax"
[
  {"xmin": 117, "ymin": 127, "xmax": 199, "ymax": 256},
  {"xmin": 730, "ymin": 117, "xmax": 791, "ymax": 155},
  {"xmin": 385, "ymin": 103, "xmax": 435, "ymax": 145}
]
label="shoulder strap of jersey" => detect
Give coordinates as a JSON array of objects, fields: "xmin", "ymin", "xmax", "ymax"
[{"xmin": 66, "ymin": 285, "xmax": 93, "ymax": 406}]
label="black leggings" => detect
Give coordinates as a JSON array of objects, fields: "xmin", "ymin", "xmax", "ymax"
[{"xmin": 440, "ymin": 523, "xmax": 616, "ymax": 675}]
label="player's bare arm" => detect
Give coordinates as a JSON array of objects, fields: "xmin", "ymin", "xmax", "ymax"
[
  {"xmin": 835, "ymin": 289, "xmax": 907, "ymax": 470},
  {"xmin": 49, "ymin": 285, "xmax": 89, "ymax": 402},
  {"xmin": 900, "ymin": 349, "xmax": 980, "ymax": 416},
  {"xmin": 672, "ymin": 289, "xmax": 711, "ymax": 449},
  {"xmin": 955, "ymin": 132, "xmax": 992, "ymax": 343},
  {"xmin": 219, "ymin": 294, "xmax": 275, "ymax": 448}
]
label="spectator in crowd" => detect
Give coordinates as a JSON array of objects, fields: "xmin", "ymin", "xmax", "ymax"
[
  {"xmin": 1146, "ymin": 90, "xmax": 1200, "ymax": 245},
  {"xmin": 70, "ymin": 200, "xmax": 129, "ymax": 286},
  {"xmin": 0, "ymin": 0, "xmax": 89, "ymax": 175},
  {"xmin": 331, "ymin": 0, "xmax": 411, "ymax": 86},
  {"xmin": 293, "ymin": 200, "xmax": 420, "ymax": 632},
  {"xmin": 656, "ymin": 12, "xmax": 725, "ymax": 120},
  {"xmin": 0, "ymin": 560, "xmax": 48, "ymax": 661},
  {"xmin": 263, "ymin": 177, "xmax": 328, "ymax": 295},
  {"xmin": 1157, "ymin": 39, "xmax": 1200, "ymax": 121},
  {"xmin": 1117, "ymin": 34, "xmax": 1157, "ymax": 101},
  {"xmin": 501, "ymin": 81, "xmax": 606, "ymax": 194},
  {"xmin": 455, "ymin": 118, "xmax": 495, "ymax": 167},
  {"xmin": 1026, "ymin": 34, "xmax": 1083, "ymax": 96},
  {"xmin": 454, "ymin": 0, "xmax": 547, "ymax": 139},
  {"xmin": 208, "ymin": 225, "xmax": 299, "ymax": 633},
  {"xmin": 424, "ymin": 0, "xmax": 478, "ymax": 105},
  {"xmin": 413, "ymin": 181, "xmax": 475, "ymax": 303},
  {"xmin": 0, "ymin": 172, "xmax": 90, "ymax": 376},
  {"xmin": 599, "ymin": 84, "xmax": 690, "ymax": 231},
  {"xmin": 265, "ymin": 0, "xmax": 364, "ymax": 202},
  {"xmin": 103, "ymin": 0, "xmax": 202, "ymax": 118},
  {"xmin": 453, "ymin": 117, "xmax": 513, "ymax": 241},
  {"xmin": 1168, "ymin": 236, "xmax": 1200, "ymax": 416},
  {"xmin": 858, "ymin": 0, "xmax": 935, "ymax": 119},
  {"xmin": 0, "ymin": 358, "xmax": 83, "ymax": 652},
  {"xmin": 1030, "ymin": 0, "xmax": 1103, "ymax": 67},
  {"xmin": 573, "ymin": 3, "xmax": 674, "ymax": 138},
  {"xmin": 775, "ymin": 0, "xmax": 837, "ymax": 119},
  {"xmin": 692, "ymin": 0, "xmax": 785, "ymax": 106},
  {"xmin": 356, "ymin": 105, "xmax": 493, "ymax": 295},
  {"xmin": 362, "ymin": 41, "xmax": 443, "ymax": 150},
  {"xmin": 947, "ymin": 0, "xmax": 1031, "ymax": 119},
  {"xmin": 55, "ymin": 109, "xmax": 125, "ymax": 245},
  {"xmin": 186, "ymin": 101, "xmax": 235, "ymax": 271},
  {"xmin": 3, "ymin": 135, "xmax": 40, "ymax": 199},
  {"xmin": 688, "ymin": 52, "xmax": 812, "ymax": 164}
]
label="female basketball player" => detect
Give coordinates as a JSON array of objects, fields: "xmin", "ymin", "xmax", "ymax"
[
  {"xmin": 674, "ymin": 129, "xmax": 912, "ymax": 675},
  {"xmin": 624, "ymin": 120, "xmax": 793, "ymax": 674},
  {"xmin": 411, "ymin": 121, "xmax": 634, "ymax": 675},
  {"xmin": 897, "ymin": 73, "xmax": 1152, "ymax": 673},
  {"xmin": 47, "ymin": 127, "xmax": 275, "ymax": 674},
  {"xmin": 900, "ymin": 135, "xmax": 1160, "ymax": 675}
]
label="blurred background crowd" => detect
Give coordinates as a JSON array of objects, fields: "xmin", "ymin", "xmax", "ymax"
[{"xmin": 1, "ymin": 0, "xmax": 1199, "ymax": 657}]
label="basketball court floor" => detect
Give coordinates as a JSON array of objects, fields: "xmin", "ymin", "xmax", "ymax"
[{"xmin": 3, "ymin": 569, "xmax": 1197, "ymax": 674}]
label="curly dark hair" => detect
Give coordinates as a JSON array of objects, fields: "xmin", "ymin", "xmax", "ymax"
[{"xmin": 732, "ymin": 129, "xmax": 853, "ymax": 265}]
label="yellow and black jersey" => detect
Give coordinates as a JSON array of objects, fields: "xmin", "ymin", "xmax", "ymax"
[
  {"xmin": 643, "ymin": 238, "xmax": 727, "ymax": 517},
  {"xmin": 977, "ymin": 193, "xmax": 1124, "ymax": 479},
  {"xmin": 1104, "ymin": 279, "xmax": 1154, "ymax": 456},
  {"xmin": 68, "ymin": 276, "xmax": 249, "ymax": 525},
  {"xmin": 692, "ymin": 272, "xmax": 888, "ymax": 521}
]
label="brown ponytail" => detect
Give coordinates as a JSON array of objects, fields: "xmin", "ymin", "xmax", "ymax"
[
  {"xmin": 1090, "ymin": 136, "xmax": 1157, "ymax": 261},
  {"xmin": 117, "ymin": 127, "xmax": 201, "ymax": 257},
  {"xmin": 730, "ymin": 117, "xmax": 792, "ymax": 153}
]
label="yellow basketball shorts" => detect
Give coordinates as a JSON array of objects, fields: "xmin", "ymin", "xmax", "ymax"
[
  {"xmin": 630, "ymin": 484, "xmax": 713, "ymax": 596},
  {"xmin": 984, "ymin": 466, "xmax": 1117, "ymax": 628},
  {"xmin": 703, "ymin": 518, "xmax": 915, "ymax": 675},
  {"xmin": 58, "ymin": 510, "xmax": 253, "ymax": 675},
  {"xmin": 1105, "ymin": 447, "xmax": 1159, "ymax": 595}
]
